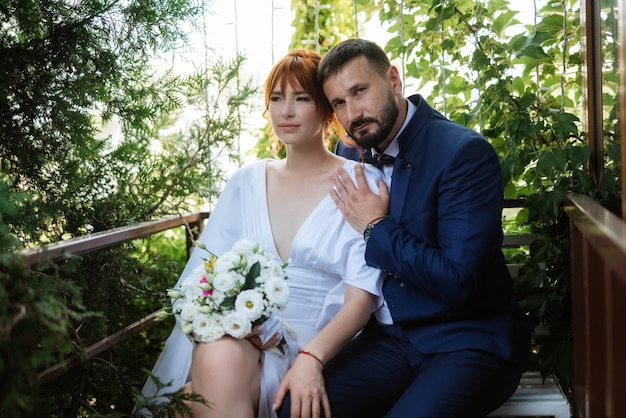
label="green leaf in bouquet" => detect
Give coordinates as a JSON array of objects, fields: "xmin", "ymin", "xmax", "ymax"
[{"xmin": 244, "ymin": 261, "xmax": 261, "ymax": 289}]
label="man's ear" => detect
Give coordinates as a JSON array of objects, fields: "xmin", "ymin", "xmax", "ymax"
[{"xmin": 387, "ymin": 65, "xmax": 403, "ymax": 95}]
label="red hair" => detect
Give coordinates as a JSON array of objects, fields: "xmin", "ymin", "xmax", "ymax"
[{"xmin": 263, "ymin": 49, "xmax": 342, "ymax": 145}]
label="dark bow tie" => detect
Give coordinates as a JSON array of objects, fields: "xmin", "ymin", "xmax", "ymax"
[{"xmin": 363, "ymin": 153, "xmax": 396, "ymax": 168}]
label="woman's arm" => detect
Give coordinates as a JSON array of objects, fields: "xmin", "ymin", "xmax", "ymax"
[{"xmin": 273, "ymin": 284, "xmax": 376, "ymax": 418}]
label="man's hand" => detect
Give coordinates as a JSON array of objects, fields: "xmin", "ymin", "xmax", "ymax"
[
  {"xmin": 246, "ymin": 323, "xmax": 282, "ymax": 351},
  {"xmin": 330, "ymin": 164, "xmax": 390, "ymax": 233},
  {"xmin": 273, "ymin": 354, "xmax": 330, "ymax": 418}
]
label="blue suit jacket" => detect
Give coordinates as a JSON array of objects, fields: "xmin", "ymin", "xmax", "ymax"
[{"xmin": 337, "ymin": 95, "xmax": 531, "ymax": 367}]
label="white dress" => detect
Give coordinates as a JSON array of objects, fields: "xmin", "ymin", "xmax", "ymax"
[{"xmin": 140, "ymin": 159, "xmax": 385, "ymax": 417}]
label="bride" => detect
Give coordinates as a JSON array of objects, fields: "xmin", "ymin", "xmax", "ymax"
[{"xmin": 140, "ymin": 49, "xmax": 389, "ymax": 418}]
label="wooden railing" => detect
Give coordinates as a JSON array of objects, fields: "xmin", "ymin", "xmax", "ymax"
[
  {"xmin": 565, "ymin": 193, "xmax": 626, "ymax": 418},
  {"xmin": 22, "ymin": 212, "xmax": 210, "ymax": 268},
  {"xmin": 22, "ymin": 201, "xmax": 540, "ymax": 387},
  {"xmin": 21, "ymin": 212, "xmax": 210, "ymax": 384}
]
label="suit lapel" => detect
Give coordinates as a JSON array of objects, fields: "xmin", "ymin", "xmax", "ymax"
[
  {"xmin": 389, "ymin": 94, "xmax": 425, "ymax": 222},
  {"xmin": 389, "ymin": 157, "xmax": 410, "ymax": 220}
]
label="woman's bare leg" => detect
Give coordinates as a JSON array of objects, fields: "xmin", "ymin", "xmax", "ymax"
[{"xmin": 188, "ymin": 337, "xmax": 262, "ymax": 418}]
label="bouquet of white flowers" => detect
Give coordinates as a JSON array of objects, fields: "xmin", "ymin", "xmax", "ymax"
[{"xmin": 162, "ymin": 239, "xmax": 289, "ymax": 345}]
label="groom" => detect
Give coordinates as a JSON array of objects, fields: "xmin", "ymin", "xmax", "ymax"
[{"xmin": 277, "ymin": 39, "xmax": 532, "ymax": 418}]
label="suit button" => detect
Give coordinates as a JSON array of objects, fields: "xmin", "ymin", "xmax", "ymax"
[
  {"xmin": 400, "ymin": 282, "xmax": 405, "ymax": 287},
  {"xmin": 406, "ymin": 164, "xmax": 413, "ymax": 171}
]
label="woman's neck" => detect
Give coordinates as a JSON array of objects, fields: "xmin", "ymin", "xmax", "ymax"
[{"xmin": 283, "ymin": 142, "xmax": 340, "ymax": 174}]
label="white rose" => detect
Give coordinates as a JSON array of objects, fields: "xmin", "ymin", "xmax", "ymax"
[
  {"xmin": 245, "ymin": 253, "xmax": 265, "ymax": 274},
  {"xmin": 213, "ymin": 250, "xmax": 241, "ymax": 273},
  {"xmin": 264, "ymin": 277, "xmax": 290, "ymax": 309},
  {"xmin": 181, "ymin": 265, "xmax": 207, "ymax": 297},
  {"xmin": 235, "ymin": 289, "xmax": 265, "ymax": 321},
  {"xmin": 257, "ymin": 263, "xmax": 283, "ymax": 283},
  {"xmin": 192, "ymin": 314, "xmax": 225, "ymax": 343},
  {"xmin": 213, "ymin": 271, "xmax": 239, "ymax": 293},
  {"xmin": 178, "ymin": 300, "xmax": 199, "ymax": 323},
  {"xmin": 270, "ymin": 259, "xmax": 287, "ymax": 276},
  {"xmin": 232, "ymin": 239, "xmax": 257, "ymax": 256},
  {"xmin": 222, "ymin": 311, "xmax": 252, "ymax": 339},
  {"xmin": 210, "ymin": 290, "xmax": 225, "ymax": 306}
]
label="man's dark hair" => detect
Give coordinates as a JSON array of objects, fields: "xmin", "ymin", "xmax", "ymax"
[{"xmin": 318, "ymin": 39, "xmax": 391, "ymax": 84}]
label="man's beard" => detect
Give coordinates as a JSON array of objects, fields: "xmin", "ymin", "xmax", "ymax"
[{"xmin": 347, "ymin": 90, "xmax": 399, "ymax": 149}]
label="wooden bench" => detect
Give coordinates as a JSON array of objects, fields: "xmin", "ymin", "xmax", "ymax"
[{"xmin": 486, "ymin": 229, "xmax": 572, "ymax": 418}]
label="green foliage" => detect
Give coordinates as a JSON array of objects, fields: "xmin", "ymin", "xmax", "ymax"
[
  {"xmin": 289, "ymin": 0, "xmax": 357, "ymax": 54},
  {"xmin": 0, "ymin": 181, "xmax": 95, "ymax": 416},
  {"xmin": 1, "ymin": 0, "xmax": 205, "ymax": 243},
  {"xmin": 132, "ymin": 373, "xmax": 211, "ymax": 418},
  {"xmin": 0, "ymin": 0, "xmax": 258, "ymax": 415}
]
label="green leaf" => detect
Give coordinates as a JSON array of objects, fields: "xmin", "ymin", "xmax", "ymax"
[
  {"xmin": 518, "ymin": 92, "xmax": 537, "ymax": 109},
  {"xmin": 554, "ymin": 112, "xmax": 580, "ymax": 141},
  {"xmin": 537, "ymin": 148, "xmax": 567, "ymax": 177},
  {"xmin": 244, "ymin": 261, "xmax": 261, "ymax": 289},
  {"xmin": 527, "ymin": 189, "xmax": 568, "ymax": 222},
  {"xmin": 492, "ymin": 10, "xmax": 520, "ymax": 37},
  {"xmin": 471, "ymin": 49, "xmax": 491, "ymax": 68},
  {"xmin": 509, "ymin": 34, "xmax": 529, "ymax": 51},
  {"xmin": 567, "ymin": 144, "xmax": 590, "ymax": 169},
  {"xmin": 446, "ymin": 75, "xmax": 469, "ymax": 95},
  {"xmin": 517, "ymin": 44, "xmax": 551, "ymax": 60}
]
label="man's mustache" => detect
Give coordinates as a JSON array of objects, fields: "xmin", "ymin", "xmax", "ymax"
[{"xmin": 349, "ymin": 118, "xmax": 377, "ymax": 134}]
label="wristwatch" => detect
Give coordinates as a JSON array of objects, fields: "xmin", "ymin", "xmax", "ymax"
[
  {"xmin": 363, "ymin": 215, "xmax": 388, "ymax": 243},
  {"xmin": 363, "ymin": 223, "xmax": 376, "ymax": 243}
]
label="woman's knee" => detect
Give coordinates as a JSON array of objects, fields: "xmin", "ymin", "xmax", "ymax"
[{"xmin": 191, "ymin": 337, "xmax": 260, "ymax": 380}]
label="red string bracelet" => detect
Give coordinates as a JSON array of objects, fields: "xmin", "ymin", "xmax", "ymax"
[{"xmin": 299, "ymin": 349, "xmax": 324, "ymax": 367}]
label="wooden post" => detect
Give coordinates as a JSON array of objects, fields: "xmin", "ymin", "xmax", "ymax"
[
  {"xmin": 617, "ymin": 0, "xmax": 626, "ymax": 221},
  {"xmin": 566, "ymin": 193, "xmax": 626, "ymax": 418},
  {"xmin": 581, "ymin": 0, "xmax": 605, "ymax": 190}
]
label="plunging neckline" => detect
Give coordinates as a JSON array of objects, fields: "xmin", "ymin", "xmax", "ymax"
[{"xmin": 262, "ymin": 159, "xmax": 345, "ymax": 264}]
